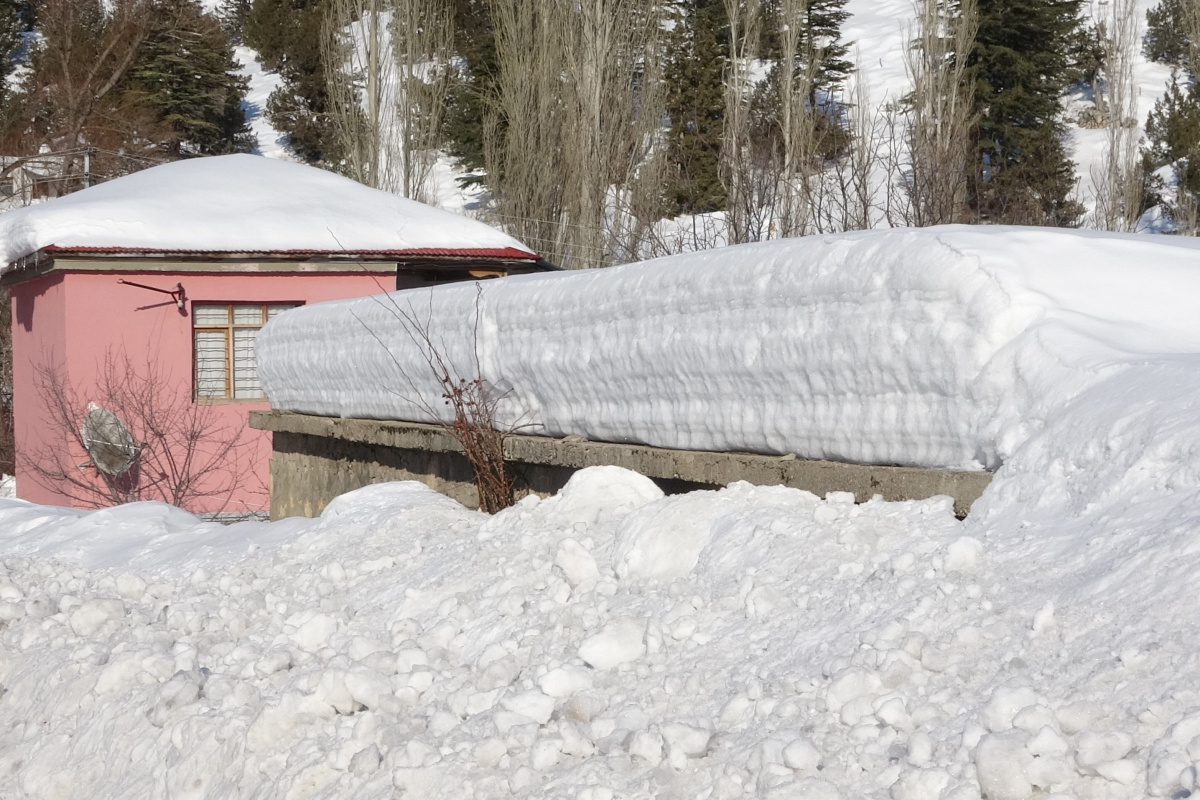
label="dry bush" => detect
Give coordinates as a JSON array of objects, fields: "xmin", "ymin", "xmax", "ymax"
[
  {"xmin": 26, "ymin": 351, "xmax": 254, "ymax": 512},
  {"xmin": 360, "ymin": 285, "xmax": 515, "ymax": 512}
]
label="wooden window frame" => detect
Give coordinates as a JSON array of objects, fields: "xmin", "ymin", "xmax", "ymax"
[{"xmin": 193, "ymin": 303, "xmax": 296, "ymax": 401}]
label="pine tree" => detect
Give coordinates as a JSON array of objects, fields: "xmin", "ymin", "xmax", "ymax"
[
  {"xmin": 133, "ymin": 0, "xmax": 254, "ymax": 157},
  {"xmin": 244, "ymin": 0, "xmax": 338, "ymax": 165},
  {"xmin": 802, "ymin": 0, "xmax": 852, "ymax": 98},
  {"xmin": 216, "ymin": 0, "xmax": 253, "ymax": 43},
  {"xmin": 760, "ymin": 0, "xmax": 852, "ymax": 98},
  {"xmin": 1142, "ymin": 69, "xmax": 1200, "ymax": 214},
  {"xmin": 663, "ymin": 0, "xmax": 728, "ymax": 214},
  {"xmin": 441, "ymin": 0, "xmax": 497, "ymax": 183},
  {"xmin": 968, "ymin": 0, "xmax": 1084, "ymax": 226},
  {"xmin": 1144, "ymin": 0, "xmax": 1192, "ymax": 66},
  {"xmin": 0, "ymin": 1, "xmax": 24, "ymax": 94}
]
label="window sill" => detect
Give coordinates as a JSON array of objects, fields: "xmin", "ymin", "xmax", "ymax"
[{"xmin": 193, "ymin": 397, "xmax": 273, "ymax": 405}]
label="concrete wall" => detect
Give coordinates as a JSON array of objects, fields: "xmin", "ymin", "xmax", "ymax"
[
  {"xmin": 252, "ymin": 411, "xmax": 993, "ymax": 520},
  {"xmin": 9, "ymin": 266, "xmax": 392, "ymax": 513}
]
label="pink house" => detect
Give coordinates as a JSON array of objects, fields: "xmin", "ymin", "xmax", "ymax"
[{"xmin": 0, "ymin": 154, "xmax": 544, "ymax": 516}]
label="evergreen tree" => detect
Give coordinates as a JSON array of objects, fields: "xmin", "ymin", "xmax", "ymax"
[
  {"xmin": 759, "ymin": 0, "xmax": 852, "ymax": 98},
  {"xmin": 0, "ymin": 1, "xmax": 24, "ymax": 93},
  {"xmin": 1144, "ymin": 0, "xmax": 1192, "ymax": 66},
  {"xmin": 441, "ymin": 0, "xmax": 497, "ymax": 183},
  {"xmin": 244, "ymin": 0, "xmax": 338, "ymax": 165},
  {"xmin": 663, "ymin": 0, "xmax": 728, "ymax": 214},
  {"xmin": 1141, "ymin": 69, "xmax": 1200, "ymax": 216},
  {"xmin": 133, "ymin": 0, "xmax": 254, "ymax": 157},
  {"xmin": 968, "ymin": 0, "xmax": 1084, "ymax": 226}
]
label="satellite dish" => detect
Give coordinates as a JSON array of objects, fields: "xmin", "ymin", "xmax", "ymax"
[{"xmin": 81, "ymin": 402, "xmax": 141, "ymax": 477}]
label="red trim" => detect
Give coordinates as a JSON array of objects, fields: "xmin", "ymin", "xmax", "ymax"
[{"xmin": 41, "ymin": 245, "xmax": 540, "ymax": 260}]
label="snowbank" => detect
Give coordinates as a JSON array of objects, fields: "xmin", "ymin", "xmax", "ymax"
[
  {"xmin": 0, "ymin": 154, "xmax": 536, "ymax": 267},
  {"xmin": 258, "ymin": 225, "xmax": 1200, "ymax": 471},
  {"xmin": 2, "ymin": 445, "xmax": 1200, "ymax": 799}
]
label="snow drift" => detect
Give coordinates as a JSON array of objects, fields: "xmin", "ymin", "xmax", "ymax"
[
  {"xmin": 257, "ymin": 225, "xmax": 1200, "ymax": 471},
  {"xmin": 0, "ymin": 154, "xmax": 536, "ymax": 267}
]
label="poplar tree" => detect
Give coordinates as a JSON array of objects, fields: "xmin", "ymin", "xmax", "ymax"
[{"xmin": 969, "ymin": 0, "xmax": 1084, "ymax": 226}]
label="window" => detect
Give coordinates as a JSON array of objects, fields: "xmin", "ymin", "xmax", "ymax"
[{"xmin": 193, "ymin": 304, "xmax": 294, "ymax": 399}]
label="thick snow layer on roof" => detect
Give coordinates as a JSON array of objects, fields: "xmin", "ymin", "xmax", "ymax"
[
  {"xmin": 257, "ymin": 225, "xmax": 1200, "ymax": 471},
  {"xmin": 0, "ymin": 154, "xmax": 536, "ymax": 267}
]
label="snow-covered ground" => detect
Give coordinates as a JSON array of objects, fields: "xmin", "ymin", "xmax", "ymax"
[
  {"xmin": 235, "ymin": 46, "xmax": 292, "ymax": 162},
  {"xmin": 6, "ymin": 226, "xmax": 1200, "ymax": 798}
]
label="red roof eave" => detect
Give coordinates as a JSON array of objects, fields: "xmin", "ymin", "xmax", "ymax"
[{"xmin": 40, "ymin": 244, "xmax": 541, "ymax": 260}]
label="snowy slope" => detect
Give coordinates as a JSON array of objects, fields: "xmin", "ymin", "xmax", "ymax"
[
  {"xmin": 235, "ymin": 45, "xmax": 292, "ymax": 161},
  {"xmin": 841, "ymin": 0, "xmax": 1175, "ymax": 226},
  {"xmin": 0, "ymin": 154, "xmax": 537, "ymax": 267},
  {"xmin": 258, "ymin": 225, "xmax": 1200, "ymax": 472}
]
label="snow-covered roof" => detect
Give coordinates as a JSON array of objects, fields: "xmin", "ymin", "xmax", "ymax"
[
  {"xmin": 0, "ymin": 154, "xmax": 538, "ymax": 269},
  {"xmin": 259, "ymin": 225, "xmax": 1200, "ymax": 472}
]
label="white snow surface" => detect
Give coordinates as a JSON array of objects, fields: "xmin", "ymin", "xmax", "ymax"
[
  {"xmin": 7, "ymin": 221, "xmax": 1200, "ymax": 796},
  {"xmin": 257, "ymin": 225, "xmax": 1200, "ymax": 471},
  {"xmin": 0, "ymin": 154, "xmax": 536, "ymax": 267}
]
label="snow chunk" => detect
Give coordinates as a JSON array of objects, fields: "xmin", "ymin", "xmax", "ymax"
[
  {"xmin": 288, "ymin": 611, "xmax": 339, "ymax": 652},
  {"xmin": 578, "ymin": 619, "xmax": 646, "ymax": 670},
  {"xmin": 550, "ymin": 466, "xmax": 664, "ymax": 528},
  {"xmin": 539, "ymin": 666, "xmax": 593, "ymax": 699},
  {"xmin": 501, "ymin": 691, "xmax": 555, "ymax": 725},
  {"xmin": 982, "ymin": 687, "xmax": 1041, "ymax": 733},
  {"xmin": 974, "ymin": 731, "xmax": 1034, "ymax": 800},
  {"xmin": 68, "ymin": 598, "xmax": 125, "ymax": 637}
]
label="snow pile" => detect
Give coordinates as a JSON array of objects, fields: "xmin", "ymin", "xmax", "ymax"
[
  {"xmin": 258, "ymin": 225, "xmax": 1200, "ymax": 471},
  {"xmin": 3, "ymin": 452, "xmax": 1200, "ymax": 799},
  {"xmin": 0, "ymin": 154, "xmax": 536, "ymax": 267}
]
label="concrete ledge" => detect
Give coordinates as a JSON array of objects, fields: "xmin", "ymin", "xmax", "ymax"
[{"xmin": 251, "ymin": 410, "xmax": 993, "ymax": 518}]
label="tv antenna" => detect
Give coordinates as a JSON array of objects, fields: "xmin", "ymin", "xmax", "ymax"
[{"xmin": 80, "ymin": 402, "xmax": 141, "ymax": 477}]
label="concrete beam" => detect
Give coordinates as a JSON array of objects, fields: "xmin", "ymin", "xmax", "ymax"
[{"xmin": 251, "ymin": 410, "xmax": 992, "ymax": 518}]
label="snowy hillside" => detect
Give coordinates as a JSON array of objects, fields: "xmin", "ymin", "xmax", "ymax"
[
  {"xmin": 234, "ymin": 0, "xmax": 1183, "ymax": 229},
  {"xmin": 6, "ymin": 224, "xmax": 1200, "ymax": 797},
  {"xmin": 844, "ymin": 0, "xmax": 1174, "ymax": 227}
]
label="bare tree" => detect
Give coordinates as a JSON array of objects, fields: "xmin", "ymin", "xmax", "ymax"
[
  {"xmin": 902, "ymin": 0, "xmax": 977, "ymax": 226},
  {"xmin": 561, "ymin": 0, "xmax": 666, "ymax": 267},
  {"xmin": 25, "ymin": 351, "xmax": 255, "ymax": 512},
  {"xmin": 324, "ymin": 0, "xmax": 394, "ymax": 191},
  {"xmin": 323, "ymin": 0, "xmax": 453, "ymax": 202},
  {"xmin": 820, "ymin": 76, "xmax": 884, "ymax": 231},
  {"xmin": 391, "ymin": 0, "xmax": 454, "ymax": 203},
  {"xmin": 483, "ymin": 0, "xmax": 571, "ymax": 265},
  {"xmin": 774, "ymin": 0, "xmax": 821, "ymax": 237},
  {"xmin": 1092, "ymin": 0, "xmax": 1143, "ymax": 231},
  {"xmin": 0, "ymin": 0, "xmax": 167, "ymax": 191},
  {"xmin": 721, "ymin": 0, "xmax": 762, "ymax": 244},
  {"xmin": 482, "ymin": 0, "xmax": 665, "ymax": 268}
]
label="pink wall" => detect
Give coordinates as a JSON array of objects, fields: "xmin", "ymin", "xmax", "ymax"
[{"xmin": 11, "ymin": 268, "xmax": 392, "ymax": 515}]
